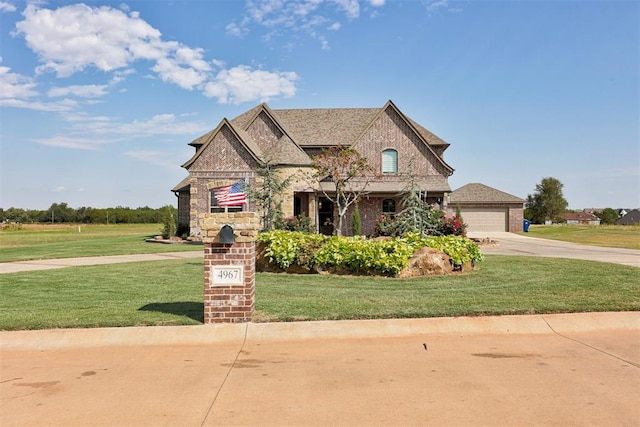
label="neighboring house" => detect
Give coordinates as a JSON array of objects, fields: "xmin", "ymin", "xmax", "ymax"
[
  {"xmin": 172, "ymin": 100, "xmax": 454, "ymax": 237},
  {"xmin": 447, "ymin": 183, "xmax": 525, "ymax": 232},
  {"xmin": 563, "ymin": 211, "xmax": 601, "ymax": 226},
  {"xmin": 616, "ymin": 209, "xmax": 640, "ymax": 225}
]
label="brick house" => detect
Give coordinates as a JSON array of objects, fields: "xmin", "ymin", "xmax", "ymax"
[{"xmin": 172, "ymin": 100, "xmax": 454, "ymax": 237}]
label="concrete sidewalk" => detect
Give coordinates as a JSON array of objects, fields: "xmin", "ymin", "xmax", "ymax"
[{"xmin": 2, "ymin": 312, "xmax": 639, "ymax": 426}]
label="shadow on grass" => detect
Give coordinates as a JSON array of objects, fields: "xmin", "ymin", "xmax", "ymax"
[{"xmin": 138, "ymin": 302, "xmax": 204, "ymax": 323}]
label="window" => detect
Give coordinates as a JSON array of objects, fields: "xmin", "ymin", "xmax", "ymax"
[
  {"xmin": 382, "ymin": 199, "xmax": 396, "ymax": 217},
  {"xmin": 382, "ymin": 149, "xmax": 398, "ymax": 174},
  {"xmin": 210, "ymin": 190, "xmax": 244, "ymax": 213},
  {"xmin": 210, "ymin": 181, "xmax": 247, "ymax": 213}
]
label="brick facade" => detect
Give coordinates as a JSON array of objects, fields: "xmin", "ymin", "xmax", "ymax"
[{"xmin": 176, "ymin": 101, "xmax": 455, "ymax": 237}]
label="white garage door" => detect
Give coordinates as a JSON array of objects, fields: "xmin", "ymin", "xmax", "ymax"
[{"xmin": 460, "ymin": 208, "xmax": 507, "ymax": 232}]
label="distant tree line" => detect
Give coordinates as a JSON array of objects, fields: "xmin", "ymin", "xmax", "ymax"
[{"xmin": 0, "ymin": 203, "xmax": 176, "ymax": 224}]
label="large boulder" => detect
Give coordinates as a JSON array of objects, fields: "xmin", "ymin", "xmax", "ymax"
[{"xmin": 397, "ymin": 247, "xmax": 453, "ymax": 278}]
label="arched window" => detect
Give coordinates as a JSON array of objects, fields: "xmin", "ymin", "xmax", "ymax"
[
  {"xmin": 382, "ymin": 199, "xmax": 396, "ymax": 217},
  {"xmin": 382, "ymin": 149, "xmax": 398, "ymax": 174}
]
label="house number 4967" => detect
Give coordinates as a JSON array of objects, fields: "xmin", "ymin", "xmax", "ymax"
[{"xmin": 211, "ymin": 266, "xmax": 243, "ymax": 286}]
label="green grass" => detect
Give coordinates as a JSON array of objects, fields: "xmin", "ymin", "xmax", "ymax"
[
  {"xmin": 1, "ymin": 256, "xmax": 638, "ymax": 330},
  {"xmin": 524, "ymin": 224, "xmax": 640, "ymax": 250},
  {"xmin": 0, "ymin": 224, "xmax": 201, "ymax": 262}
]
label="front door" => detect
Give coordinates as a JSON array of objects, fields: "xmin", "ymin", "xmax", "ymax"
[{"xmin": 318, "ymin": 197, "xmax": 334, "ymax": 235}]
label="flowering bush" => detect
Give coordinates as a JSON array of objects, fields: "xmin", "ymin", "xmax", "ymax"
[
  {"xmin": 373, "ymin": 214, "xmax": 398, "ymax": 237},
  {"xmin": 440, "ymin": 214, "xmax": 467, "ymax": 236},
  {"xmin": 275, "ymin": 214, "xmax": 313, "ymax": 233}
]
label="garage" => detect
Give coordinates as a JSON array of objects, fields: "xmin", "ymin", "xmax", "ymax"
[
  {"xmin": 448, "ymin": 183, "xmax": 525, "ymax": 233},
  {"xmin": 459, "ymin": 208, "xmax": 508, "ymax": 232}
]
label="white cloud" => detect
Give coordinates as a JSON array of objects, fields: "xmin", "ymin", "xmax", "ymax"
[
  {"xmin": 34, "ymin": 111, "xmax": 211, "ymax": 150},
  {"xmin": 13, "ymin": 3, "xmax": 298, "ymax": 103},
  {"xmin": 53, "ymin": 186, "xmax": 66, "ymax": 192},
  {"xmin": 48, "ymin": 84, "xmax": 108, "ymax": 98},
  {"xmin": 204, "ymin": 65, "xmax": 298, "ymax": 104},
  {"xmin": 426, "ymin": 0, "xmax": 463, "ymax": 13},
  {"xmin": 333, "ymin": 0, "xmax": 360, "ymax": 19},
  {"xmin": 230, "ymin": 0, "xmax": 386, "ymax": 48},
  {"xmin": 0, "ymin": 58, "xmax": 38, "ymax": 99},
  {"xmin": 0, "ymin": 2, "xmax": 16, "ymax": 12}
]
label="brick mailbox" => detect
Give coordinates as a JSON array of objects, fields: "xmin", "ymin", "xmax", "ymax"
[{"xmin": 199, "ymin": 212, "xmax": 260, "ymax": 323}]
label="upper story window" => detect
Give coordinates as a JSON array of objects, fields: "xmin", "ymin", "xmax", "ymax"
[{"xmin": 382, "ymin": 149, "xmax": 398, "ymax": 174}]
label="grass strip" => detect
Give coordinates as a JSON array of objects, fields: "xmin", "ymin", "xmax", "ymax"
[
  {"xmin": 1, "ymin": 255, "xmax": 638, "ymax": 330},
  {"xmin": 0, "ymin": 224, "xmax": 201, "ymax": 263}
]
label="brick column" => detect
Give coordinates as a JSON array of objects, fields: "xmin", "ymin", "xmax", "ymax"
[{"xmin": 200, "ymin": 212, "xmax": 260, "ymax": 324}]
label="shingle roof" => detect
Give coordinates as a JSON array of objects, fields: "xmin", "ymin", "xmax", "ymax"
[
  {"xmin": 563, "ymin": 212, "xmax": 600, "ymax": 222},
  {"xmin": 171, "ymin": 176, "xmax": 190, "ymax": 192},
  {"xmin": 270, "ymin": 108, "xmax": 380, "ymax": 147},
  {"xmin": 449, "ymin": 183, "xmax": 525, "ymax": 203},
  {"xmin": 616, "ymin": 209, "xmax": 640, "ymax": 225},
  {"xmin": 185, "ymin": 101, "xmax": 452, "ymax": 172}
]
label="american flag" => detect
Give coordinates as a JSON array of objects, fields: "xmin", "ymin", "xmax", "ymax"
[{"xmin": 214, "ymin": 180, "xmax": 247, "ymax": 207}]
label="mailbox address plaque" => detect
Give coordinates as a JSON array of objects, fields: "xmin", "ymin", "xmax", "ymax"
[{"xmin": 211, "ymin": 265, "xmax": 244, "ymax": 286}]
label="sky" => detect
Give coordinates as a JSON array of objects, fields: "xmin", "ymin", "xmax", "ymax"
[{"xmin": 0, "ymin": 0, "xmax": 638, "ymax": 211}]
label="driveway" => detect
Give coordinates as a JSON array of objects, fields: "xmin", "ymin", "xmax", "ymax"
[{"xmin": 469, "ymin": 232, "xmax": 640, "ymax": 267}]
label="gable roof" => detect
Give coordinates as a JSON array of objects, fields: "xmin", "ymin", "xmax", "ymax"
[
  {"xmin": 183, "ymin": 100, "xmax": 452, "ymax": 172},
  {"xmin": 449, "ymin": 183, "xmax": 525, "ymax": 203}
]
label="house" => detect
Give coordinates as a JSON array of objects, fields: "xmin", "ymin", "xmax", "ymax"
[
  {"xmin": 172, "ymin": 100, "xmax": 454, "ymax": 236},
  {"xmin": 616, "ymin": 209, "xmax": 640, "ymax": 225},
  {"xmin": 447, "ymin": 183, "xmax": 525, "ymax": 232},
  {"xmin": 562, "ymin": 211, "xmax": 601, "ymax": 226}
]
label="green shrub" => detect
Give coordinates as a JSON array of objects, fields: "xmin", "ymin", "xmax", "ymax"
[
  {"xmin": 352, "ymin": 203, "xmax": 362, "ymax": 236},
  {"xmin": 161, "ymin": 207, "xmax": 176, "ymax": 239},
  {"xmin": 258, "ymin": 230, "xmax": 483, "ymax": 276},
  {"xmin": 257, "ymin": 230, "xmax": 326, "ymax": 269}
]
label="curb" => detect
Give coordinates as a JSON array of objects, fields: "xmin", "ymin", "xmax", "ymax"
[{"xmin": 1, "ymin": 312, "xmax": 637, "ymax": 350}]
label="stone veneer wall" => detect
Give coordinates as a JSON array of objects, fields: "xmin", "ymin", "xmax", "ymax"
[{"xmin": 200, "ymin": 212, "xmax": 260, "ymax": 323}]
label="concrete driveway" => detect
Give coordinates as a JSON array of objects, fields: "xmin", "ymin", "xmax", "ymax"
[{"xmin": 469, "ymin": 232, "xmax": 640, "ymax": 267}]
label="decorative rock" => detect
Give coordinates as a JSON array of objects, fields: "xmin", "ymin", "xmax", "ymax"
[{"xmin": 397, "ymin": 247, "xmax": 453, "ymax": 278}]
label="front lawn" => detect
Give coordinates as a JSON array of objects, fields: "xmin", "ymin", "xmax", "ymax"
[
  {"xmin": 1, "ymin": 256, "xmax": 638, "ymax": 330},
  {"xmin": 0, "ymin": 223, "xmax": 201, "ymax": 263},
  {"xmin": 524, "ymin": 224, "xmax": 640, "ymax": 250}
]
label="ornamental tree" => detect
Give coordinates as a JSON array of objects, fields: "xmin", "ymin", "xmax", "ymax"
[
  {"xmin": 311, "ymin": 145, "xmax": 375, "ymax": 236},
  {"xmin": 246, "ymin": 157, "xmax": 293, "ymax": 231}
]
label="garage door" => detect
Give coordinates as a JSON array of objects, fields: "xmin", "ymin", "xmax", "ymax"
[{"xmin": 460, "ymin": 208, "xmax": 507, "ymax": 232}]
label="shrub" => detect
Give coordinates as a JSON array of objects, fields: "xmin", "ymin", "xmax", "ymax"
[
  {"xmin": 275, "ymin": 214, "xmax": 314, "ymax": 233},
  {"xmin": 352, "ymin": 203, "xmax": 362, "ymax": 236},
  {"xmin": 257, "ymin": 230, "xmax": 326, "ymax": 269},
  {"xmin": 258, "ymin": 230, "xmax": 483, "ymax": 276},
  {"xmin": 440, "ymin": 214, "xmax": 467, "ymax": 236},
  {"xmin": 161, "ymin": 207, "xmax": 176, "ymax": 239},
  {"xmin": 373, "ymin": 214, "xmax": 399, "ymax": 237}
]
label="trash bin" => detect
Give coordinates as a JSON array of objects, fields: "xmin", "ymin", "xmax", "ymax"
[{"xmin": 523, "ymin": 219, "xmax": 531, "ymax": 232}]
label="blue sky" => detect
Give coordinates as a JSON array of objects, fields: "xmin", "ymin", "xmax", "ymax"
[{"xmin": 1, "ymin": 0, "xmax": 638, "ymax": 210}]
